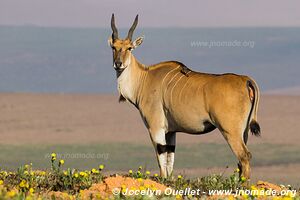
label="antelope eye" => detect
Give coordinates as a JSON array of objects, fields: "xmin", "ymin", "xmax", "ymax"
[
  {"xmin": 128, "ymin": 47, "xmax": 133, "ymax": 51},
  {"xmin": 112, "ymin": 46, "xmax": 116, "ymax": 50}
]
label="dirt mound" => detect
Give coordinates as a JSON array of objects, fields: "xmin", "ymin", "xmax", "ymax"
[
  {"xmin": 46, "ymin": 178, "xmax": 288, "ymax": 199},
  {"xmin": 81, "ymin": 176, "xmax": 167, "ymax": 199},
  {"xmin": 256, "ymin": 180, "xmax": 282, "ymax": 192}
]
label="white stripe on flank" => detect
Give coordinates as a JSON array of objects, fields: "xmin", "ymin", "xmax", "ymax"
[
  {"xmin": 161, "ymin": 65, "xmax": 181, "ymax": 86},
  {"xmin": 161, "ymin": 65, "xmax": 181, "ymax": 101},
  {"xmin": 164, "ymin": 71, "xmax": 180, "ymax": 101},
  {"xmin": 178, "ymin": 71, "xmax": 192, "ymax": 101},
  {"xmin": 170, "ymin": 73, "xmax": 185, "ymax": 105}
]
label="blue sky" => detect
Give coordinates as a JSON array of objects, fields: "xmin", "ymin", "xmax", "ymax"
[{"xmin": 0, "ymin": 0, "xmax": 300, "ymax": 28}]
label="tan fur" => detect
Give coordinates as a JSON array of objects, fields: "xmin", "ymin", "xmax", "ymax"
[{"xmin": 109, "ymin": 15, "xmax": 260, "ymax": 180}]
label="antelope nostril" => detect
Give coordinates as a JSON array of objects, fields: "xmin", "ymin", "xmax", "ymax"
[{"xmin": 115, "ymin": 61, "xmax": 122, "ymax": 68}]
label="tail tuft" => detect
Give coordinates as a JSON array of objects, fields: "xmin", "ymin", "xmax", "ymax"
[{"xmin": 250, "ymin": 120, "xmax": 261, "ymax": 137}]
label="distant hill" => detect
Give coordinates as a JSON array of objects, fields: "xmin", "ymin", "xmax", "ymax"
[
  {"xmin": 265, "ymin": 86, "xmax": 300, "ymax": 95},
  {"xmin": 0, "ymin": 26, "xmax": 300, "ymax": 93}
]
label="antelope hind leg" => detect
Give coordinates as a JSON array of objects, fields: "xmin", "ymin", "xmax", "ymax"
[{"xmin": 222, "ymin": 130, "xmax": 252, "ymax": 181}]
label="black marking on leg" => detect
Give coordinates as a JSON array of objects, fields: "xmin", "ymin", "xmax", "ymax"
[
  {"xmin": 167, "ymin": 145, "xmax": 176, "ymax": 153},
  {"xmin": 157, "ymin": 144, "xmax": 167, "ymax": 154}
]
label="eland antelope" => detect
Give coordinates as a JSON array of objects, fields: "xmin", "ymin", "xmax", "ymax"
[{"xmin": 108, "ymin": 14, "xmax": 261, "ymax": 180}]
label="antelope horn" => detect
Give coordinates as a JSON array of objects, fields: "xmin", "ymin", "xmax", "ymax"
[
  {"xmin": 111, "ymin": 13, "xmax": 118, "ymax": 40},
  {"xmin": 127, "ymin": 15, "xmax": 138, "ymax": 40}
]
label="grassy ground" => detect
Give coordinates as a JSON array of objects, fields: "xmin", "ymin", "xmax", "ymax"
[
  {"xmin": 1, "ymin": 158, "xmax": 298, "ymax": 200},
  {"xmin": 1, "ymin": 142, "xmax": 300, "ymax": 187},
  {"xmin": 1, "ymin": 142, "xmax": 300, "ymax": 171}
]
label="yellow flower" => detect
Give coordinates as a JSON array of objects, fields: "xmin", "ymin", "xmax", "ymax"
[
  {"xmin": 99, "ymin": 164, "xmax": 105, "ymax": 170},
  {"xmin": 24, "ymin": 170, "xmax": 29, "ymax": 175},
  {"xmin": 25, "ymin": 164, "xmax": 30, "ymax": 169},
  {"xmin": 79, "ymin": 171, "xmax": 88, "ymax": 177},
  {"xmin": 59, "ymin": 159, "xmax": 65, "ymax": 165},
  {"xmin": 138, "ymin": 166, "xmax": 143, "ymax": 170},
  {"xmin": 19, "ymin": 180, "xmax": 29, "ymax": 188},
  {"xmin": 6, "ymin": 190, "xmax": 16, "ymax": 198},
  {"xmin": 128, "ymin": 170, "xmax": 133, "ymax": 174},
  {"xmin": 2, "ymin": 171, "xmax": 8, "ymax": 177},
  {"xmin": 121, "ymin": 184, "xmax": 126, "ymax": 190},
  {"xmin": 285, "ymin": 191, "xmax": 295, "ymax": 198},
  {"xmin": 91, "ymin": 168, "xmax": 99, "ymax": 174},
  {"xmin": 74, "ymin": 173, "xmax": 79, "ymax": 178},
  {"xmin": 51, "ymin": 153, "xmax": 56, "ymax": 161},
  {"xmin": 63, "ymin": 171, "xmax": 68, "ymax": 176},
  {"xmin": 154, "ymin": 173, "xmax": 158, "ymax": 177},
  {"xmin": 228, "ymin": 195, "xmax": 235, "ymax": 200},
  {"xmin": 29, "ymin": 188, "xmax": 34, "ymax": 194},
  {"xmin": 146, "ymin": 171, "xmax": 150, "ymax": 175},
  {"xmin": 240, "ymin": 176, "xmax": 247, "ymax": 182},
  {"xmin": 251, "ymin": 185, "xmax": 257, "ymax": 191},
  {"xmin": 130, "ymin": 186, "xmax": 136, "ymax": 190},
  {"xmin": 0, "ymin": 180, "xmax": 3, "ymax": 185},
  {"xmin": 30, "ymin": 171, "xmax": 34, "ymax": 176},
  {"xmin": 176, "ymin": 194, "xmax": 182, "ymax": 199},
  {"xmin": 79, "ymin": 172, "xmax": 85, "ymax": 176},
  {"xmin": 139, "ymin": 186, "xmax": 146, "ymax": 191},
  {"xmin": 177, "ymin": 175, "xmax": 182, "ymax": 179},
  {"xmin": 40, "ymin": 171, "xmax": 46, "ymax": 176},
  {"xmin": 235, "ymin": 168, "xmax": 240, "ymax": 173},
  {"xmin": 239, "ymin": 190, "xmax": 248, "ymax": 199},
  {"xmin": 137, "ymin": 178, "xmax": 143, "ymax": 182}
]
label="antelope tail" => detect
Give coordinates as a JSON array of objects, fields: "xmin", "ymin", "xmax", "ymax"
[{"xmin": 247, "ymin": 79, "xmax": 261, "ymax": 137}]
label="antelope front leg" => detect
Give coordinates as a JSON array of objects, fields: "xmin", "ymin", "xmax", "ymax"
[
  {"xmin": 166, "ymin": 132, "xmax": 176, "ymax": 177},
  {"xmin": 149, "ymin": 129, "xmax": 168, "ymax": 178}
]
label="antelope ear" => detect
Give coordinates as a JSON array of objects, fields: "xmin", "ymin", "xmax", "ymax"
[
  {"xmin": 108, "ymin": 36, "xmax": 113, "ymax": 47},
  {"xmin": 132, "ymin": 36, "xmax": 144, "ymax": 49}
]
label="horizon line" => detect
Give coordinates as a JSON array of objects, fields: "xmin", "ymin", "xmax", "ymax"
[{"xmin": 1, "ymin": 24, "xmax": 300, "ymax": 29}]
